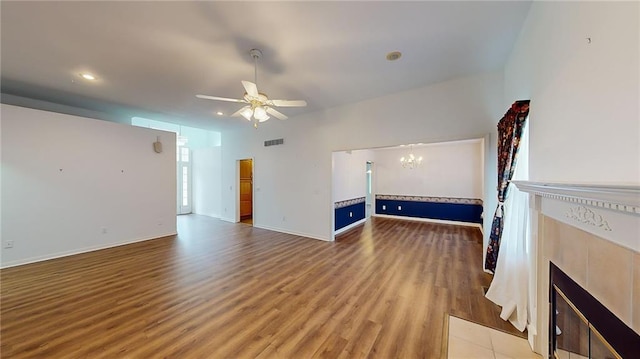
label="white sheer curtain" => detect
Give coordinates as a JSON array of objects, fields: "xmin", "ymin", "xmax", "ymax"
[{"xmin": 485, "ymin": 122, "xmax": 531, "ymax": 332}]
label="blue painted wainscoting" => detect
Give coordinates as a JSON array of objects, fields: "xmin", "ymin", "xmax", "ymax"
[
  {"xmin": 335, "ymin": 197, "xmax": 366, "ymax": 231},
  {"xmin": 375, "ymin": 195, "xmax": 483, "ymax": 224}
]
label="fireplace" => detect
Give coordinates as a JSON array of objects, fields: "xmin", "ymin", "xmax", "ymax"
[
  {"xmin": 511, "ymin": 181, "xmax": 640, "ymax": 358},
  {"xmin": 550, "ymin": 263, "xmax": 640, "ymax": 358}
]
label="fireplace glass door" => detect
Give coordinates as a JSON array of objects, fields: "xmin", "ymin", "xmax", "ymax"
[{"xmin": 553, "ymin": 286, "xmax": 619, "ymax": 359}]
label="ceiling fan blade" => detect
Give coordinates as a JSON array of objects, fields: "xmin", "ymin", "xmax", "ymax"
[
  {"xmin": 230, "ymin": 105, "xmax": 251, "ymax": 117},
  {"xmin": 196, "ymin": 94, "xmax": 246, "ymax": 103},
  {"xmin": 270, "ymin": 99, "xmax": 307, "ymax": 107},
  {"xmin": 241, "ymin": 81, "xmax": 259, "ymax": 98},
  {"xmin": 266, "ymin": 107, "xmax": 288, "ymax": 120}
]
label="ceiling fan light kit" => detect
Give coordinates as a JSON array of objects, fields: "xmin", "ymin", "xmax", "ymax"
[
  {"xmin": 240, "ymin": 107, "xmax": 253, "ymax": 121},
  {"xmin": 253, "ymin": 106, "xmax": 269, "ymax": 121},
  {"xmin": 196, "ymin": 48, "xmax": 307, "ymax": 128}
]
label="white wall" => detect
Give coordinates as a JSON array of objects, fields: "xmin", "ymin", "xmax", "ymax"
[
  {"xmin": 0, "ymin": 109, "xmax": 3, "ymax": 260},
  {"xmin": 181, "ymin": 127, "xmax": 221, "ymax": 148},
  {"xmin": 484, "ymin": 1, "xmax": 640, "ymax": 259},
  {"xmin": 221, "ymin": 71, "xmax": 504, "ymax": 241},
  {"xmin": 192, "ymin": 147, "xmax": 222, "ymax": 218},
  {"xmin": 3, "ymin": 93, "xmax": 132, "ymax": 124},
  {"xmin": 132, "ymin": 117, "xmax": 222, "ymax": 148},
  {"xmin": 0, "ymin": 104, "xmax": 177, "ymax": 268},
  {"xmin": 504, "ymin": 1, "xmax": 639, "ymax": 184},
  {"xmin": 483, "ymin": 132, "xmax": 498, "ymax": 263},
  {"xmin": 502, "ymin": 1, "xmax": 639, "ymax": 353},
  {"xmin": 373, "ymin": 140, "xmax": 483, "ymax": 199},
  {"xmin": 332, "ymin": 150, "xmax": 373, "ymax": 203},
  {"xmin": 220, "ymin": 125, "xmax": 332, "ymax": 240},
  {"xmin": 132, "ymin": 117, "xmax": 222, "ymax": 218}
]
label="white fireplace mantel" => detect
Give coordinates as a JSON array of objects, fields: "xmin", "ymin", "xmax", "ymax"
[
  {"xmin": 510, "ymin": 181, "xmax": 640, "ymax": 357},
  {"xmin": 512, "ymin": 181, "xmax": 640, "ymax": 252}
]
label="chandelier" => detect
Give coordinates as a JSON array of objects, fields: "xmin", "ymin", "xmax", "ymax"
[{"xmin": 400, "ymin": 145, "xmax": 423, "ymax": 169}]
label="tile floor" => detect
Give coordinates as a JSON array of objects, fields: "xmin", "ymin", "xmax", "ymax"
[
  {"xmin": 555, "ymin": 350, "xmax": 588, "ymax": 359},
  {"xmin": 447, "ymin": 316, "xmax": 542, "ymax": 359}
]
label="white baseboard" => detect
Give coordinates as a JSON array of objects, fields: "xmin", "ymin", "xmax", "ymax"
[
  {"xmin": 372, "ymin": 214, "xmax": 483, "ymax": 229},
  {"xmin": 334, "ymin": 218, "xmax": 367, "ymax": 236},
  {"xmin": 192, "ymin": 212, "xmax": 220, "ymax": 219},
  {"xmin": 0, "ymin": 231, "xmax": 177, "ymax": 269},
  {"xmin": 252, "ymin": 224, "xmax": 331, "ymax": 242}
]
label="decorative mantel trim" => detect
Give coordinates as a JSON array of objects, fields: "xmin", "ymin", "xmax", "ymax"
[
  {"xmin": 512, "ymin": 181, "xmax": 640, "ymax": 252},
  {"xmin": 565, "ymin": 205, "xmax": 612, "ymax": 231},
  {"xmin": 511, "ymin": 181, "xmax": 640, "ymax": 215}
]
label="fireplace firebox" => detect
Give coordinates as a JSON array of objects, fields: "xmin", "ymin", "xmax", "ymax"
[{"xmin": 550, "ymin": 263, "xmax": 640, "ymax": 358}]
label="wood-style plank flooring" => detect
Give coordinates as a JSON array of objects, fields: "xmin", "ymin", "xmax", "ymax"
[{"xmin": 1, "ymin": 215, "xmax": 522, "ymax": 358}]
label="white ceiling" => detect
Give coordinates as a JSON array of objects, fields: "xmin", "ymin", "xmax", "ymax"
[{"xmin": 1, "ymin": 1, "xmax": 531, "ymax": 131}]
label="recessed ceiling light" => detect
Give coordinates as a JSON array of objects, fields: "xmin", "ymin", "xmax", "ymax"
[
  {"xmin": 386, "ymin": 51, "xmax": 402, "ymax": 61},
  {"xmin": 80, "ymin": 73, "xmax": 96, "ymax": 80},
  {"xmin": 216, "ymin": 111, "xmax": 223, "ymax": 116}
]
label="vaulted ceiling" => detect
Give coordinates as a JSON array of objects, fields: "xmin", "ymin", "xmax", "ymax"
[{"xmin": 1, "ymin": 1, "xmax": 531, "ymax": 131}]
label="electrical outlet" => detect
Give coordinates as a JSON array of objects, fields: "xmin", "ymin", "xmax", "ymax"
[
  {"xmin": 101, "ymin": 227, "xmax": 108, "ymax": 234},
  {"xmin": 4, "ymin": 240, "xmax": 14, "ymax": 249},
  {"xmin": 398, "ymin": 205, "xmax": 402, "ymax": 210},
  {"xmin": 382, "ymin": 205, "xmax": 386, "ymax": 210},
  {"xmin": 349, "ymin": 212, "xmax": 353, "ymax": 218}
]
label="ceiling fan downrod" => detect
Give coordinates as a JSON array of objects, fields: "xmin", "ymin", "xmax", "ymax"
[{"xmin": 249, "ymin": 48, "xmax": 262, "ymax": 88}]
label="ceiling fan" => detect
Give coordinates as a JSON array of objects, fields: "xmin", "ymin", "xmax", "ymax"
[{"xmin": 196, "ymin": 49, "xmax": 307, "ymax": 128}]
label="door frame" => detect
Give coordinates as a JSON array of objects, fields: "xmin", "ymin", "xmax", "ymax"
[
  {"xmin": 236, "ymin": 158, "xmax": 254, "ymax": 223},
  {"xmin": 365, "ymin": 161, "xmax": 374, "ymax": 218},
  {"xmin": 177, "ymin": 146, "xmax": 192, "ymax": 215}
]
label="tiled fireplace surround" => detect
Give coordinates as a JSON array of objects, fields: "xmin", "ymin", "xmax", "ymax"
[{"xmin": 513, "ymin": 182, "xmax": 639, "ymax": 357}]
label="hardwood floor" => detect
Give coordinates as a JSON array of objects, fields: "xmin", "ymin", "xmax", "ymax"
[{"xmin": 1, "ymin": 215, "xmax": 522, "ymax": 358}]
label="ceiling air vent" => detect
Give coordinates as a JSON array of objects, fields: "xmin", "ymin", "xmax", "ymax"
[{"xmin": 264, "ymin": 138, "xmax": 284, "ymax": 147}]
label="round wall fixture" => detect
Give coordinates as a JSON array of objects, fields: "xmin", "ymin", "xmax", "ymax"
[{"xmin": 386, "ymin": 51, "xmax": 402, "ymax": 61}]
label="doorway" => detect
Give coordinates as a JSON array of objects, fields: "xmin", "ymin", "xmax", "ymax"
[
  {"xmin": 239, "ymin": 159, "xmax": 253, "ymax": 225},
  {"xmin": 365, "ymin": 161, "xmax": 373, "ymax": 218},
  {"xmin": 177, "ymin": 146, "xmax": 192, "ymax": 214}
]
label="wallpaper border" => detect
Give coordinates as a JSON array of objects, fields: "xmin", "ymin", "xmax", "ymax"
[
  {"xmin": 375, "ymin": 194, "xmax": 482, "ymax": 205},
  {"xmin": 335, "ymin": 197, "xmax": 366, "ymax": 209}
]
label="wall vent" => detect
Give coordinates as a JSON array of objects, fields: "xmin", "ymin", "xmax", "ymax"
[{"xmin": 264, "ymin": 138, "xmax": 284, "ymax": 147}]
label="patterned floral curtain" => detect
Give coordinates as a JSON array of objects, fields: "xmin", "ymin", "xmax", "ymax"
[{"xmin": 485, "ymin": 100, "xmax": 530, "ymax": 273}]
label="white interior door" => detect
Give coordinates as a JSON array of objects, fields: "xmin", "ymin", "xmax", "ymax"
[{"xmin": 177, "ymin": 146, "xmax": 192, "ymax": 214}]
